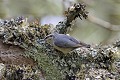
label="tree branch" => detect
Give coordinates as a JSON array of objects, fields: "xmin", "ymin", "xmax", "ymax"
[{"xmin": 88, "ymin": 15, "xmax": 120, "ymax": 31}]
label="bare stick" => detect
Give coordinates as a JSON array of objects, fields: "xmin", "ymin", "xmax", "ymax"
[{"xmin": 88, "ymin": 15, "xmax": 120, "ymax": 31}]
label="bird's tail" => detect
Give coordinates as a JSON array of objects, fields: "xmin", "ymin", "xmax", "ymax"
[{"xmin": 79, "ymin": 41, "xmax": 91, "ymax": 48}]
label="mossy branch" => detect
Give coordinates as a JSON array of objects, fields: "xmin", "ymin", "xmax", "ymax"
[
  {"xmin": 0, "ymin": 2, "xmax": 119, "ymax": 80},
  {"xmin": 55, "ymin": 3, "xmax": 88, "ymax": 34}
]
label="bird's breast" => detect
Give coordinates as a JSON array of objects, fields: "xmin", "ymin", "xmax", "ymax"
[{"xmin": 53, "ymin": 44, "xmax": 75, "ymax": 54}]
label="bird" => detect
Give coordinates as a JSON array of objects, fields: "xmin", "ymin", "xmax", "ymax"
[{"xmin": 44, "ymin": 32, "xmax": 90, "ymax": 54}]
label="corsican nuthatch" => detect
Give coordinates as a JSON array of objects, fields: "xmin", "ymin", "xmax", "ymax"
[{"xmin": 44, "ymin": 32, "xmax": 90, "ymax": 54}]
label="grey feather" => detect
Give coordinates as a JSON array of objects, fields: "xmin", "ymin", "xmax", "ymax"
[{"xmin": 53, "ymin": 33, "xmax": 80, "ymax": 48}]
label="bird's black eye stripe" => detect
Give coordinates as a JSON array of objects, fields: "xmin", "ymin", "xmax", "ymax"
[{"xmin": 44, "ymin": 34, "xmax": 53, "ymax": 40}]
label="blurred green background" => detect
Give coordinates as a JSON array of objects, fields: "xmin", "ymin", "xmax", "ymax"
[{"xmin": 0, "ymin": 0, "xmax": 120, "ymax": 44}]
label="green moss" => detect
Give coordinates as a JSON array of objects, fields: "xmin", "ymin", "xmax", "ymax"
[{"xmin": 24, "ymin": 45, "xmax": 62, "ymax": 80}]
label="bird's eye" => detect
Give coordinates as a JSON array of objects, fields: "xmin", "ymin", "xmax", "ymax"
[{"xmin": 44, "ymin": 34, "xmax": 53, "ymax": 40}]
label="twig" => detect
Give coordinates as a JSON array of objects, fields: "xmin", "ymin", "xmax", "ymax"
[
  {"xmin": 55, "ymin": 3, "xmax": 88, "ymax": 34},
  {"xmin": 88, "ymin": 15, "xmax": 120, "ymax": 31}
]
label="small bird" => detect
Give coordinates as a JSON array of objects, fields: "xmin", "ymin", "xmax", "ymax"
[{"xmin": 44, "ymin": 32, "xmax": 90, "ymax": 54}]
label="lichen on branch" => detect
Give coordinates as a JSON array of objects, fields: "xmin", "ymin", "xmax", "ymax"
[
  {"xmin": 55, "ymin": 3, "xmax": 88, "ymax": 34},
  {"xmin": 0, "ymin": 2, "xmax": 119, "ymax": 80}
]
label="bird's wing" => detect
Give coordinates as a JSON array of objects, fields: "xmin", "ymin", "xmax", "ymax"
[
  {"xmin": 54, "ymin": 37, "xmax": 81, "ymax": 48},
  {"xmin": 60, "ymin": 34, "xmax": 80, "ymax": 44}
]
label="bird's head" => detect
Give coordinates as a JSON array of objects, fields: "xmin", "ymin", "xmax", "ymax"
[
  {"xmin": 44, "ymin": 34, "xmax": 55, "ymax": 45},
  {"xmin": 44, "ymin": 32, "xmax": 59, "ymax": 40},
  {"xmin": 44, "ymin": 34, "xmax": 53, "ymax": 39}
]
